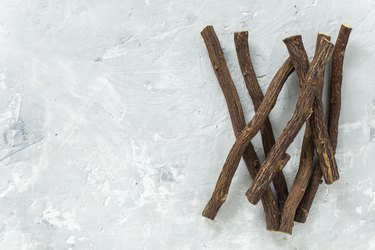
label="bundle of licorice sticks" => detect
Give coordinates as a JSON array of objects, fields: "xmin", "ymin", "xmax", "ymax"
[{"xmin": 201, "ymin": 24, "xmax": 351, "ymax": 234}]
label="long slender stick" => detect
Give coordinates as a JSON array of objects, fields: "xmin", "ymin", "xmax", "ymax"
[
  {"xmin": 246, "ymin": 38, "xmax": 334, "ymax": 205},
  {"xmin": 234, "ymin": 31, "xmax": 289, "ymax": 210},
  {"xmin": 202, "ymin": 48, "xmax": 294, "ymax": 220},
  {"xmin": 328, "ymin": 24, "xmax": 352, "ymax": 150},
  {"xmin": 284, "ymin": 35, "xmax": 339, "ymax": 185},
  {"xmin": 295, "ymin": 24, "xmax": 352, "ymax": 223},
  {"xmin": 200, "ymin": 26, "xmax": 281, "ymax": 229},
  {"xmin": 279, "ymin": 34, "xmax": 331, "ymax": 234}
]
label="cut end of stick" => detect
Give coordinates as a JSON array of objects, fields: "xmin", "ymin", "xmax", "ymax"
[
  {"xmin": 278, "ymin": 153, "xmax": 291, "ymax": 170},
  {"xmin": 323, "ymin": 174, "xmax": 339, "ymax": 185},
  {"xmin": 279, "ymin": 213, "xmax": 295, "ymax": 234},
  {"xmin": 202, "ymin": 214, "xmax": 215, "ymax": 221},
  {"xmin": 338, "ymin": 23, "xmax": 352, "ymax": 38},
  {"xmin": 246, "ymin": 156, "xmax": 291, "ymax": 205},
  {"xmin": 234, "ymin": 31, "xmax": 248, "ymax": 36},
  {"xmin": 202, "ymin": 195, "xmax": 227, "ymax": 220},
  {"xmin": 282, "ymin": 35, "xmax": 303, "ymax": 44},
  {"xmin": 318, "ymin": 32, "xmax": 329, "ymax": 36},
  {"xmin": 245, "ymin": 189, "xmax": 258, "ymax": 205},
  {"xmin": 294, "ymin": 208, "xmax": 308, "ymax": 223},
  {"xmin": 234, "ymin": 31, "xmax": 249, "ymax": 42},
  {"xmin": 266, "ymin": 228, "xmax": 284, "ymax": 233},
  {"xmin": 202, "ymin": 203, "xmax": 220, "ymax": 220},
  {"xmin": 266, "ymin": 225, "xmax": 281, "ymax": 232},
  {"xmin": 294, "ymin": 216, "xmax": 307, "ymax": 223},
  {"xmin": 277, "ymin": 229, "xmax": 293, "ymax": 235},
  {"xmin": 201, "ymin": 25, "xmax": 214, "ymax": 35},
  {"xmin": 343, "ymin": 23, "xmax": 352, "ymax": 29},
  {"xmin": 318, "ymin": 32, "xmax": 331, "ymax": 41}
]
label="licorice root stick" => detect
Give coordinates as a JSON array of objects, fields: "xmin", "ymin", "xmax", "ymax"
[
  {"xmin": 234, "ymin": 31, "xmax": 289, "ymax": 210},
  {"xmin": 200, "ymin": 26, "xmax": 281, "ymax": 229},
  {"xmin": 295, "ymin": 24, "xmax": 352, "ymax": 223},
  {"xmin": 279, "ymin": 33, "xmax": 331, "ymax": 234},
  {"xmin": 202, "ymin": 43, "xmax": 294, "ymax": 221},
  {"xmin": 284, "ymin": 35, "xmax": 339, "ymax": 185},
  {"xmin": 246, "ymin": 38, "xmax": 334, "ymax": 205}
]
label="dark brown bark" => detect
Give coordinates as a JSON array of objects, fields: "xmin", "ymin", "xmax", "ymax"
[
  {"xmin": 284, "ymin": 35, "xmax": 339, "ymax": 185},
  {"xmin": 315, "ymin": 34, "xmax": 331, "ymax": 96},
  {"xmin": 279, "ymin": 34, "xmax": 331, "ymax": 234},
  {"xmin": 246, "ymin": 37, "xmax": 334, "ymax": 205},
  {"xmin": 202, "ymin": 46, "xmax": 294, "ymax": 220},
  {"xmin": 200, "ymin": 26, "xmax": 280, "ymax": 230},
  {"xmin": 234, "ymin": 31, "xmax": 289, "ymax": 210},
  {"xmin": 294, "ymin": 166, "xmax": 322, "ymax": 223},
  {"xmin": 295, "ymin": 24, "xmax": 352, "ymax": 223},
  {"xmin": 311, "ymin": 97, "xmax": 339, "ymax": 183},
  {"xmin": 328, "ymin": 24, "xmax": 352, "ymax": 150}
]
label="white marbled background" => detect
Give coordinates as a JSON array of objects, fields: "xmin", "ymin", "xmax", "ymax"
[{"xmin": 0, "ymin": 0, "xmax": 374, "ymax": 249}]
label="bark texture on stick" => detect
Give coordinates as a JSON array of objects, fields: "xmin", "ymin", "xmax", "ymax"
[
  {"xmin": 202, "ymin": 53, "xmax": 294, "ymax": 221},
  {"xmin": 328, "ymin": 24, "xmax": 352, "ymax": 150},
  {"xmin": 295, "ymin": 24, "xmax": 352, "ymax": 223},
  {"xmin": 246, "ymin": 38, "xmax": 334, "ymax": 205},
  {"xmin": 234, "ymin": 31, "xmax": 289, "ymax": 210},
  {"xmin": 315, "ymin": 34, "xmax": 331, "ymax": 96},
  {"xmin": 311, "ymin": 97, "xmax": 339, "ymax": 183},
  {"xmin": 284, "ymin": 35, "xmax": 339, "ymax": 185},
  {"xmin": 279, "ymin": 34, "xmax": 331, "ymax": 234},
  {"xmin": 200, "ymin": 26, "xmax": 280, "ymax": 230}
]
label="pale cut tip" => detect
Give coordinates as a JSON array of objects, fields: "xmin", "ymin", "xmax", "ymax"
[
  {"xmin": 343, "ymin": 23, "xmax": 352, "ymax": 29},
  {"xmin": 270, "ymin": 229, "xmax": 292, "ymax": 235},
  {"xmin": 318, "ymin": 32, "xmax": 330, "ymax": 37},
  {"xmin": 234, "ymin": 31, "xmax": 248, "ymax": 36}
]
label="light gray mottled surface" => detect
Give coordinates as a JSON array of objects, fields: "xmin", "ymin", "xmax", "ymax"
[{"xmin": 0, "ymin": 0, "xmax": 374, "ymax": 249}]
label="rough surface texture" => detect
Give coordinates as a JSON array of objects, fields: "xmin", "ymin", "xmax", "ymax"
[
  {"xmin": 200, "ymin": 26, "xmax": 280, "ymax": 229},
  {"xmin": 234, "ymin": 31, "xmax": 289, "ymax": 211},
  {"xmin": 246, "ymin": 38, "xmax": 334, "ymax": 205},
  {"xmin": 284, "ymin": 35, "xmax": 339, "ymax": 185},
  {"xmin": 279, "ymin": 34, "xmax": 331, "ymax": 234},
  {"xmin": 0, "ymin": 0, "xmax": 374, "ymax": 249},
  {"xmin": 295, "ymin": 24, "xmax": 352, "ymax": 223}
]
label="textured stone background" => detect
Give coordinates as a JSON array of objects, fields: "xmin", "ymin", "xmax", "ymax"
[{"xmin": 0, "ymin": 0, "xmax": 374, "ymax": 249}]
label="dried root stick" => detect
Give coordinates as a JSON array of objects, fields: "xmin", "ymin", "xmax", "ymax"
[
  {"xmin": 200, "ymin": 26, "xmax": 281, "ymax": 229},
  {"xmin": 295, "ymin": 23, "xmax": 352, "ymax": 223},
  {"xmin": 234, "ymin": 31, "xmax": 289, "ymax": 210},
  {"xmin": 246, "ymin": 38, "xmax": 334, "ymax": 205}
]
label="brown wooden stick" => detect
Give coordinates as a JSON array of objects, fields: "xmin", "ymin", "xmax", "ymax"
[
  {"xmin": 202, "ymin": 51, "xmax": 294, "ymax": 220},
  {"xmin": 295, "ymin": 24, "xmax": 352, "ymax": 223},
  {"xmin": 200, "ymin": 26, "xmax": 280, "ymax": 229},
  {"xmin": 315, "ymin": 34, "xmax": 331, "ymax": 97},
  {"xmin": 294, "ymin": 165, "xmax": 322, "ymax": 223},
  {"xmin": 246, "ymin": 38, "xmax": 334, "ymax": 205},
  {"xmin": 284, "ymin": 35, "xmax": 339, "ymax": 185},
  {"xmin": 311, "ymin": 96, "xmax": 339, "ymax": 183},
  {"xmin": 328, "ymin": 24, "xmax": 352, "ymax": 150},
  {"xmin": 285, "ymin": 36, "xmax": 339, "ymax": 184},
  {"xmin": 279, "ymin": 33, "xmax": 331, "ymax": 234},
  {"xmin": 234, "ymin": 31, "xmax": 289, "ymax": 210}
]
